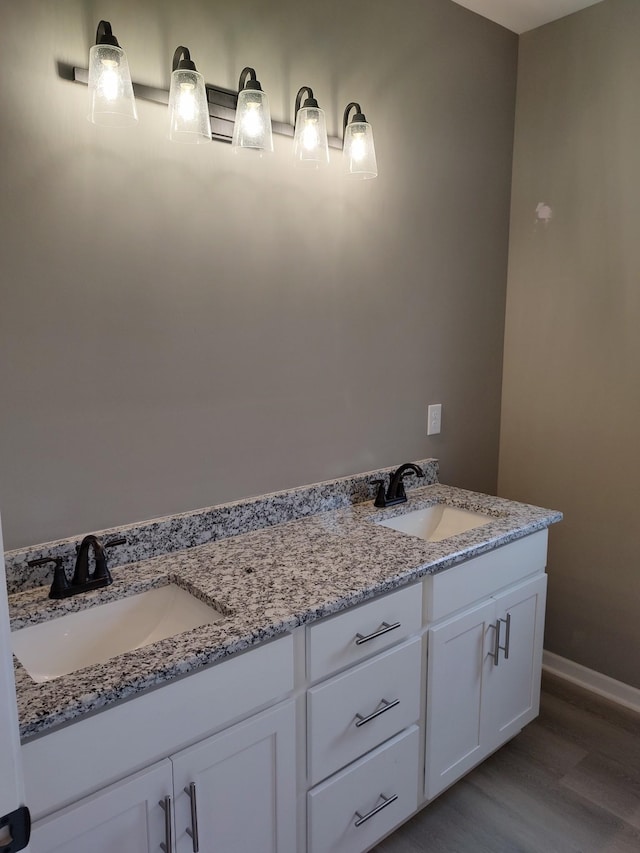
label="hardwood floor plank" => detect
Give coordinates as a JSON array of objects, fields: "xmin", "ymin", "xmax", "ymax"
[{"xmin": 560, "ymin": 750, "xmax": 640, "ymax": 830}]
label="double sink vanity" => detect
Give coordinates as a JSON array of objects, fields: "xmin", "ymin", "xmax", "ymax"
[{"xmin": 5, "ymin": 460, "xmax": 561, "ymax": 853}]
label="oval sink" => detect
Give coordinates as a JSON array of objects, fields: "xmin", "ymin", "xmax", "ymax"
[
  {"xmin": 376, "ymin": 504, "xmax": 492, "ymax": 542},
  {"xmin": 11, "ymin": 584, "xmax": 226, "ymax": 683}
]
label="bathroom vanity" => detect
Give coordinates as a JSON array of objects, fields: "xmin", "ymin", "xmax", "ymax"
[{"xmin": 5, "ymin": 461, "xmax": 560, "ymax": 853}]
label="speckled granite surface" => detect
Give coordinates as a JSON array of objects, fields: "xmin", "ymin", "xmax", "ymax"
[
  {"xmin": 5, "ymin": 460, "xmax": 440, "ymax": 594},
  {"xmin": 8, "ymin": 475, "xmax": 561, "ymax": 741}
]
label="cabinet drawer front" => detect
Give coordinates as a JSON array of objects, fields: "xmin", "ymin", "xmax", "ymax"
[
  {"xmin": 425, "ymin": 530, "xmax": 548, "ymax": 622},
  {"xmin": 308, "ymin": 726, "xmax": 420, "ymax": 853},
  {"xmin": 308, "ymin": 638, "xmax": 422, "ymax": 785},
  {"xmin": 307, "ymin": 584, "xmax": 422, "ymax": 682}
]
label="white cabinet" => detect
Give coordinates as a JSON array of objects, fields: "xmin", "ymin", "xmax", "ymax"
[
  {"xmin": 24, "ymin": 634, "xmax": 295, "ymax": 821},
  {"xmin": 24, "ymin": 528, "xmax": 551, "ymax": 853},
  {"xmin": 30, "ymin": 701, "xmax": 297, "ymax": 853},
  {"xmin": 172, "ymin": 700, "xmax": 297, "ymax": 853},
  {"xmin": 29, "ymin": 761, "xmax": 173, "ymax": 853},
  {"xmin": 425, "ymin": 573, "xmax": 547, "ymax": 799}
]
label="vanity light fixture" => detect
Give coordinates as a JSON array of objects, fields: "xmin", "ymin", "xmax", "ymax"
[
  {"xmin": 87, "ymin": 21, "xmax": 138, "ymax": 126},
  {"xmin": 73, "ymin": 60, "xmax": 345, "ymax": 153},
  {"xmin": 293, "ymin": 87, "xmax": 329, "ymax": 168},
  {"xmin": 231, "ymin": 67, "xmax": 273, "ymax": 155},
  {"xmin": 342, "ymin": 102, "xmax": 377, "ymax": 179},
  {"xmin": 168, "ymin": 47, "xmax": 211, "ymax": 143}
]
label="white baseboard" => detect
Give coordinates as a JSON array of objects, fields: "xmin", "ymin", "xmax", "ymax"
[{"xmin": 543, "ymin": 651, "xmax": 640, "ymax": 714}]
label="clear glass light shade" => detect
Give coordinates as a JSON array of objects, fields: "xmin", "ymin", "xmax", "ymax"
[
  {"xmin": 88, "ymin": 44, "xmax": 138, "ymax": 126},
  {"xmin": 232, "ymin": 89, "xmax": 273, "ymax": 154},
  {"xmin": 343, "ymin": 121, "xmax": 377, "ymax": 179},
  {"xmin": 168, "ymin": 69, "xmax": 210, "ymax": 143},
  {"xmin": 293, "ymin": 106, "xmax": 329, "ymax": 168}
]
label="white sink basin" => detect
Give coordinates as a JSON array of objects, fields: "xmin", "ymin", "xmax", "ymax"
[
  {"xmin": 12, "ymin": 584, "xmax": 225, "ymax": 683},
  {"xmin": 376, "ymin": 504, "xmax": 492, "ymax": 542}
]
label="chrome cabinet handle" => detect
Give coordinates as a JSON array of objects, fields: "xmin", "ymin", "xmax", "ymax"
[
  {"xmin": 502, "ymin": 612, "xmax": 511, "ymax": 659},
  {"xmin": 159, "ymin": 796, "xmax": 172, "ymax": 853},
  {"xmin": 354, "ymin": 793, "xmax": 398, "ymax": 827},
  {"xmin": 492, "ymin": 613, "xmax": 512, "ymax": 665},
  {"xmin": 355, "ymin": 621, "xmax": 401, "ymax": 645},
  {"xmin": 184, "ymin": 783, "xmax": 199, "ymax": 853},
  {"xmin": 354, "ymin": 697, "xmax": 400, "ymax": 727}
]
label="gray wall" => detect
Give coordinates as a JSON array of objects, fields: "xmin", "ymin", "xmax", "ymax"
[
  {"xmin": 499, "ymin": 0, "xmax": 640, "ymax": 688},
  {"xmin": 0, "ymin": 0, "xmax": 517, "ymax": 550}
]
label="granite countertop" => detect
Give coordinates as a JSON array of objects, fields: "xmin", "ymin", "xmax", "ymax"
[{"xmin": 8, "ymin": 481, "xmax": 561, "ymax": 740}]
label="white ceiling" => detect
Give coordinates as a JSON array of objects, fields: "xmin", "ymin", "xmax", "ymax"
[{"xmin": 450, "ymin": 0, "xmax": 605, "ymax": 34}]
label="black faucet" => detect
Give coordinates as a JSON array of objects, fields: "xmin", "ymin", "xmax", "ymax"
[
  {"xmin": 71, "ymin": 534, "xmax": 111, "ymax": 588},
  {"xmin": 373, "ymin": 462, "xmax": 424, "ymax": 508},
  {"xmin": 29, "ymin": 535, "xmax": 122, "ymax": 599}
]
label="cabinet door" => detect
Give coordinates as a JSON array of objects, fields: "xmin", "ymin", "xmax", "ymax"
[
  {"xmin": 424, "ymin": 599, "xmax": 495, "ymax": 800},
  {"xmin": 172, "ymin": 701, "xmax": 296, "ymax": 853},
  {"xmin": 484, "ymin": 574, "xmax": 547, "ymax": 751},
  {"xmin": 29, "ymin": 760, "xmax": 173, "ymax": 853}
]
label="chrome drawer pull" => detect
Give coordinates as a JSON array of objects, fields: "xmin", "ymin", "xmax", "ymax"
[
  {"xmin": 159, "ymin": 796, "xmax": 172, "ymax": 853},
  {"xmin": 354, "ymin": 697, "xmax": 400, "ymax": 727},
  {"xmin": 354, "ymin": 793, "xmax": 398, "ymax": 827},
  {"xmin": 184, "ymin": 783, "xmax": 199, "ymax": 853},
  {"xmin": 355, "ymin": 621, "xmax": 401, "ymax": 645}
]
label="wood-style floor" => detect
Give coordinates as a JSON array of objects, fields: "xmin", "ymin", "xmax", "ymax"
[{"xmin": 372, "ymin": 674, "xmax": 640, "ymax": 852}]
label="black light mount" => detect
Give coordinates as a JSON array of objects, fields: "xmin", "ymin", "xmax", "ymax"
[
  {"xmin": 343, "ymin": 101, "xmax": 367, "ymax": 133},
  {"xmin": 95, "ymin": 20, "xmax": 120, "ymax": 48},
  {"xmin": 295, "ymin": 86, "xmax": 319, "ymax": 115},
  {"xmin": 172, "ymin": 46, "xmax": 197, "ymax": 72},
  {"xmin": 238, "ymin": 66, "xmax": 263, "ymax": 93}
]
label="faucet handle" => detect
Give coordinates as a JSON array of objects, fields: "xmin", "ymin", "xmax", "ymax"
[
  {"xmin": 26, "ymin": 556, "xmax": 71, "ymax": 600},
  {"xmin": 371, "ymin": 479, "xmax": 388, "ymax": 508},
  {"xmin": 88, "ymin": 537, "xmax": 112, "ymax": 582},
  {"xmin": 49, "ymin": 558, "xmax": 71, "ymax": 598}
]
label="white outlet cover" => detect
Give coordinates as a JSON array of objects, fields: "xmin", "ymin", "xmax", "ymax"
[{"xmin": 427, "ymin": 404, "xmax": 442, "ymax": 436}]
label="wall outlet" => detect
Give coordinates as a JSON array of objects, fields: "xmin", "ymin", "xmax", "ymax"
[{"xmin": 427, "ymin": 403, "xmax": 442, "ymax": 436}]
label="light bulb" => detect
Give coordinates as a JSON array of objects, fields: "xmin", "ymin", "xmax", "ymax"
[
  {"xmin": 241, "ymin": 103, "xmax": 264, "ymax": 140},
  {"xmin": 177, "ymin": 83, "xmax": 196, "ymax": 122},
  {"xmin": 98, "ymin": 59, "xmax": 119, "ymax": 102},
  {"xmin": 302, "ymin": 120, "xmax": 320, "ymax": 152},
  {"xmin": 350, "ymin": 133, "xmax": 367, "ymax": 163}
]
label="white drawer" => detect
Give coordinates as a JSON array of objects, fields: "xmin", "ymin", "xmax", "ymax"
[
  {"xmin": 307, "ymin": 637, "xmax": 421, "ymax": 785},
  {"xmin": 424, "ymin": 530, "xmax": 548, "ymax": 622},
  {"xmin": 308, "ymin": 725, "xmax": 420, "ymax": 853},
  {"xmin": 307, "ymin": 584, "xmax": 422, "ymax": 682}
]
